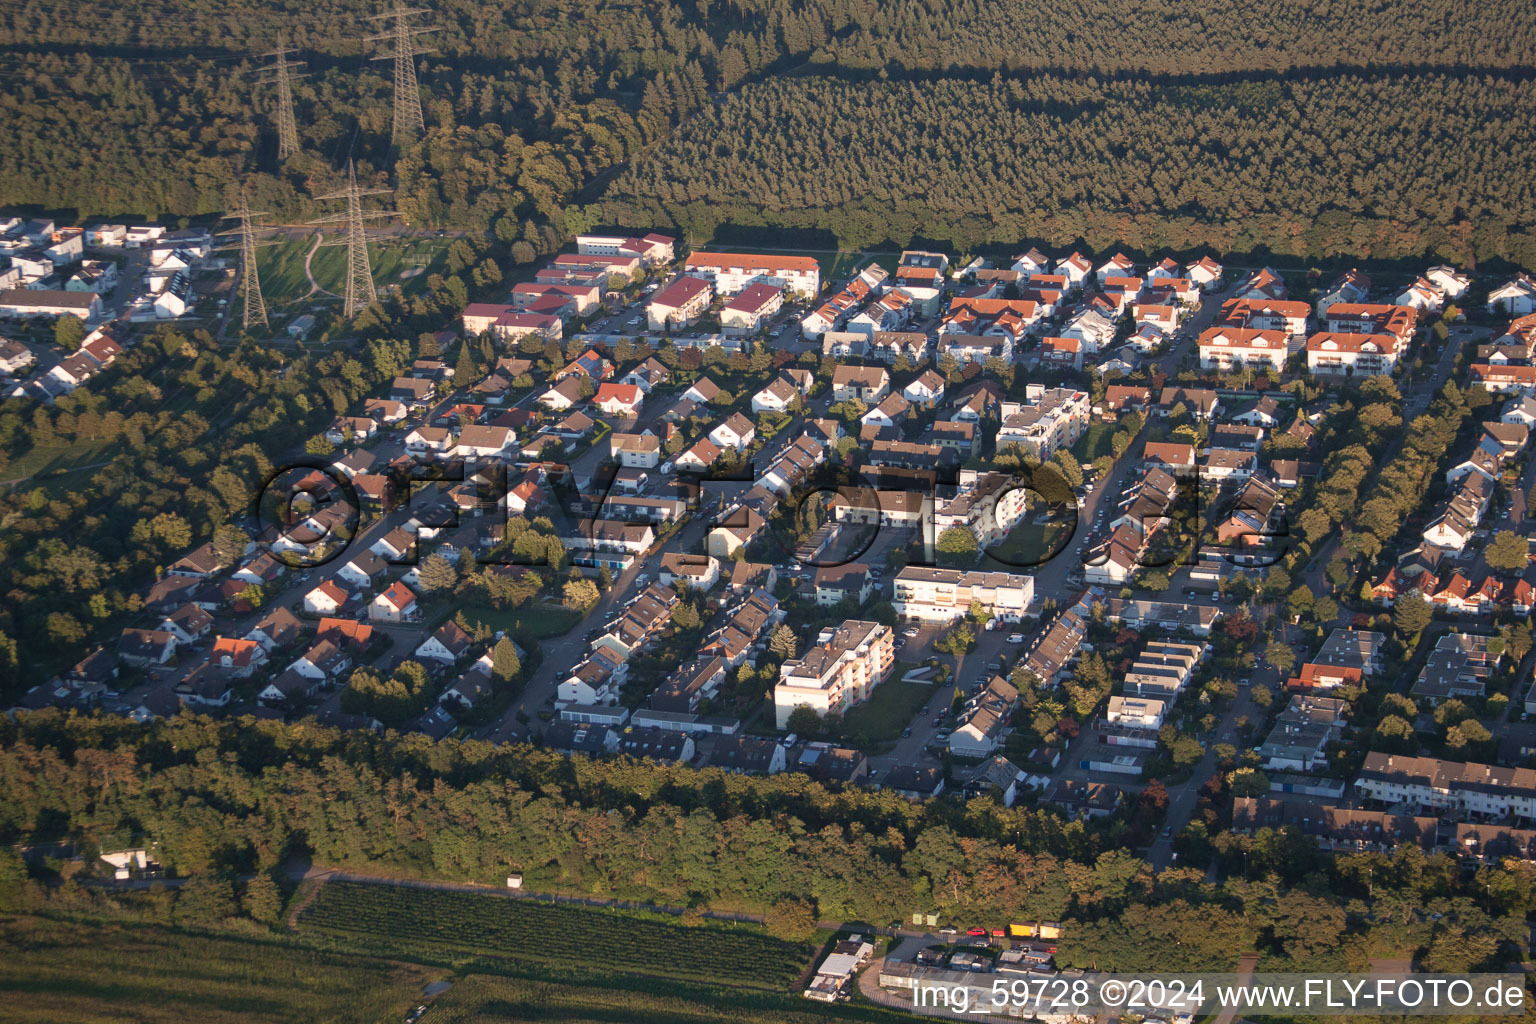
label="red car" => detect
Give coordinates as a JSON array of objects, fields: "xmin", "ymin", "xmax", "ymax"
[{"xmin": 966, "ymin": 927, "xmax": 988, "ymax": 937}]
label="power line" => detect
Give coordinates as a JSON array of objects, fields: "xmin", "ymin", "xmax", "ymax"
[
  {"xmin": 365, "ymin": 3, "xmax": 436, "ymax": 149},
  {"xmin": 216, "ymin": 183, "xmax": 273, "ymax": 331},
  {"xmin": 310, "ymin": 159, "xmax": 397, "ymax": 318},
  {"xmin": 256, "ymin": 33, "xmax": 308, "ymax": 161}
]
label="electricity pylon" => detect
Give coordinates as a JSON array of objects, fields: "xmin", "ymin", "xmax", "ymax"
[
  {"xmin": 217, "ymin": 185, "xmax": 273, "ymax": 331},
  {"xmin": 310, "ymin": 160, "xmax": 397, "ymax": 318},
  {"xmin": 366, "ymin": 4, "xmax": 436, "ymax": 148},
  {"xmin": 257, "ymin": 34, "xmax": 308, "ymax": 161}
]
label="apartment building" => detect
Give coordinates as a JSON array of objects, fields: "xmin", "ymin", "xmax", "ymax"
[
  {"xmin": 684, "ymin": 252, "xmax": 820, "ymax": 298},
  {"xmin": 774, "ymin": 619, "xmax": 894, "ymax": 728},
  {"xmin": 647, "ymin": 275, "xmax": 713, "ymax": 330},
  {"xmin": 575, "ymin": 233, "xmax": 674, "ymax": 264},
  {"xmin": 1197, "ymin": 326, "xmax": 1289, "ymax": 372},
  {"xmin": 1411, "ymin": 632, "xmax": 1501, "ymax": 705},
  {"xmin": 1305, "ymin": 332, "xmax": 1401, "ymax": 376},
  {"xmin": 891, "ymin": 567, "xmax": 1034, "ymax": 624},
  {"xmin": 719, "ymin": 281, "xmax": 783, "ymax": 335},
  {"xmin": 1356, "ymin": 752, "xmax": 1536, "ymax": 819},
  {"xmin": 994, "ymin": 385, "xmax": 1090, "ymax": 460}
]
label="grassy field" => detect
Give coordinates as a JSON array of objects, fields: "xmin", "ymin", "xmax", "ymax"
[
  {"xmin": 457, "ymin": 599, "xmax": 582, "ymax": 640},
  {"xmin": 256, "ymin": 234, "xmax": 455, "ymax": 308},
  {"xmin": 420, "ymin": 973, "xmax": 910, "ymax": 1024},
  {"xmin": 296, "ymin": 882, "xmax": 814, "ymax": 991},
  {"xmin": 0, "ymin": 915, "xmax": 439, "ymax": 1024},
  {"xmin": 841, "ymin": 670, "xmax": 928, "ymax": 744},
  {"xmin": 1071, "ymin": 421, "xmax": 1117, "ymax": 463},
  {"xmin": 984, "ymin": 519, "xmax": 1072, "ymax": 570}
]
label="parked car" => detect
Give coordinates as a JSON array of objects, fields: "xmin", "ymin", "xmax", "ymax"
[
  {"xmin": 903, "ymin": 627, "xmax": 920, "ymax": 638},
  {"xmin": 966, "ymin": 927, "xmax": 988, "ymax": 938},
  {"xmin": 1007, "ymin": 633, "xmax": 1025, "ymax": 644}
]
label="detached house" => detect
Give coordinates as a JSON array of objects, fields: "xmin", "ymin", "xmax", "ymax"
[
  {"xmin": 369, "ymin": 581, "xmax": 419, "ymax": 623},
  {"xmin": 416, "ymin": 621, "xmax": 473, "ymax": 665}
]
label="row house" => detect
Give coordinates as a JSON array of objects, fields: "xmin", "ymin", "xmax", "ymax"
[
  {"xmin": 1356, "ymin": 752, "xmax": 1536, "ymax": 819},
  {"xmin": 803, "ymin": 267, "xmax": 883, "ymax": 339},
  {"xmin": 700, "ymin": 588, "xmax": 782, "ymax": 667},
  {"xmin": 1120, "ymin": 641, "xmax": 1203, "ymax": 701}
]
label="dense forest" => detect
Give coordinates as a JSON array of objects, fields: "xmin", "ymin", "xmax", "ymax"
[
  {"xmin": 2, "ymin": 711, "xmax": 1532, "ymax": 974},
  {"xmin": 2, "ymin": 0, "xmax": 1535, "ymax": 257},
  {"xmin": 602, "ymin": 72, "xmax": 1536, "ymax": 264}
]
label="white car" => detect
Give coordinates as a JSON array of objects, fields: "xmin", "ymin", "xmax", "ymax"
[{"xmin": 1006, "ymin": 633, "xmax": 1025, "ymax": 644}]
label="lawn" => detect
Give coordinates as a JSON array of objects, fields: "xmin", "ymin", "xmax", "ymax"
[
  {"xmin": 256, "ymin": 234, "xmax": 454, "ymax": 308},
  {"xmin": 984, "ymin": 519, "xmax": 1072, "ymax": 571},
  {"xmin": 0, "ymin": 915, "xmax": 439, "ymax": 1024},
  {"xmin": 457, "ymin": 599, "xmax": 583, "ymax": 640},
  {"xmin": 1071, "ymin": 420, "xmax": 1117, "ymax": 462},
  {"xmin": 841, "ymin": 667, "xmax": 928, "ymax": 744}
]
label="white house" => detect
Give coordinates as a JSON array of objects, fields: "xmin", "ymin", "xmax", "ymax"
[
  {"xmin": 303, "ymin": 580, "xmax": 349, "ymax": 616},
  {"xmin": 416, "ymin": 621, "xmax": 474, "ymax": 665},
  {"xmin": 1488, "ymin": 274, "xmax": 1536, "ymax": 316},
  {"xmin": 707, "ymin": 413, "xmax": 755, "ymax": 452},
  {"xmin": 1425, "ymin": 265, "xmax": 1471, "ymax": 300}
]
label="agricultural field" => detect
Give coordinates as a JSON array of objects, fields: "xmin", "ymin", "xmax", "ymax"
[
  {"xmin": 295, "ymin": 881, "xmax": 815, "ymax": 991},
  {"xmin": 420, "ymin": 973, "xmax": 910, "ymax": 1024},
  {"xmin": 0, "ymin": 915, "xmax": 439, "ymax": 1024}
]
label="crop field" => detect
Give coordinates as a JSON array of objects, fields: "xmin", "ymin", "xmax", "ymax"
[
  {"xmin": 0, "ymin": 915, "xmax": 437, "ymax": 1024},
  {"xmin": 420, "ymin": 973, "xmax": 911, "ymax": 1024},
  {"xmin": 296, "ymin": 881, "xmax": 815, "ymax": 991}
]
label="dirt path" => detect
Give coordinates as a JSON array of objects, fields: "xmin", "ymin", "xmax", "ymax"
[
  {"xmin": 284, "ymin": 869, "xmax": 335, "ymax": 931},
  {"xmin": 303, "ymin": 232, "xmax": 342, "ymax": 300}
]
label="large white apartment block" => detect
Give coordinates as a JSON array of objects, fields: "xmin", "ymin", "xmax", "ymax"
[
  {"xmin": 932, "ymin": 472, "xmax": 1029, "ymax": 547},
  {"xmin": 773, "ymin": 619, "xmax": 893, "ymax": 728},
  {"xmin": 891, "ymin": 567, "xmax": 1034, "ymax": 623},
  {"xmin": 684, "ymin": 252, "xmax": 820, "ymax": 299},
  {"xmin": 994, "ymin": 385, "xmax": 1090, "ymax": 460},
  {"xmin": 1197, "ymin": 326, "xmax": 1288, "ymax": 372},
  {"xmin": 1356, "ymin": 752, "xmax": 1536, "ymax": 819}
]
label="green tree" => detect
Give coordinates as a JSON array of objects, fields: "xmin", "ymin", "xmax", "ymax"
[
  {"xmin": 491, "ymin": 637, "xmax": 521, "ymax": 683},
  {"xmin": 242, "ymin": 872, "xmax": 284, "ymax": 926},
  {"xmin": 936, "ymin": 526, "xmax": 978, "ymax": 565},
  {"xmin": 563, "ymin": 577, "xmax": 600, "ymax": 611},
  {"xmin": 1265, "ymin": 641, "xmax": 1296, "ymax": 677},
  {"xmin": 416, "ymin": 553, "xmax": 459, "ymax": 593},
  {"xmin": 54, "ymin": 315, "xmax": 85, "ymax": 350},
  {"xmin": 1484, "ymin": 531, "xmax": 1530, "ymax": 572},
  {"xmin": 769, "ymin": 623, "xmax": 798, "ymax": 660},
  {"xmin": 763, "ymin": 897, "xmax": 818, "ymax": 941},
  {"xmin": 1393, "ymin": 594, "xmax": 1432, "ymax": 637},
  {"xmin": 174, "ymin": 873, "xmax": 237, "ymax": 927}
]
